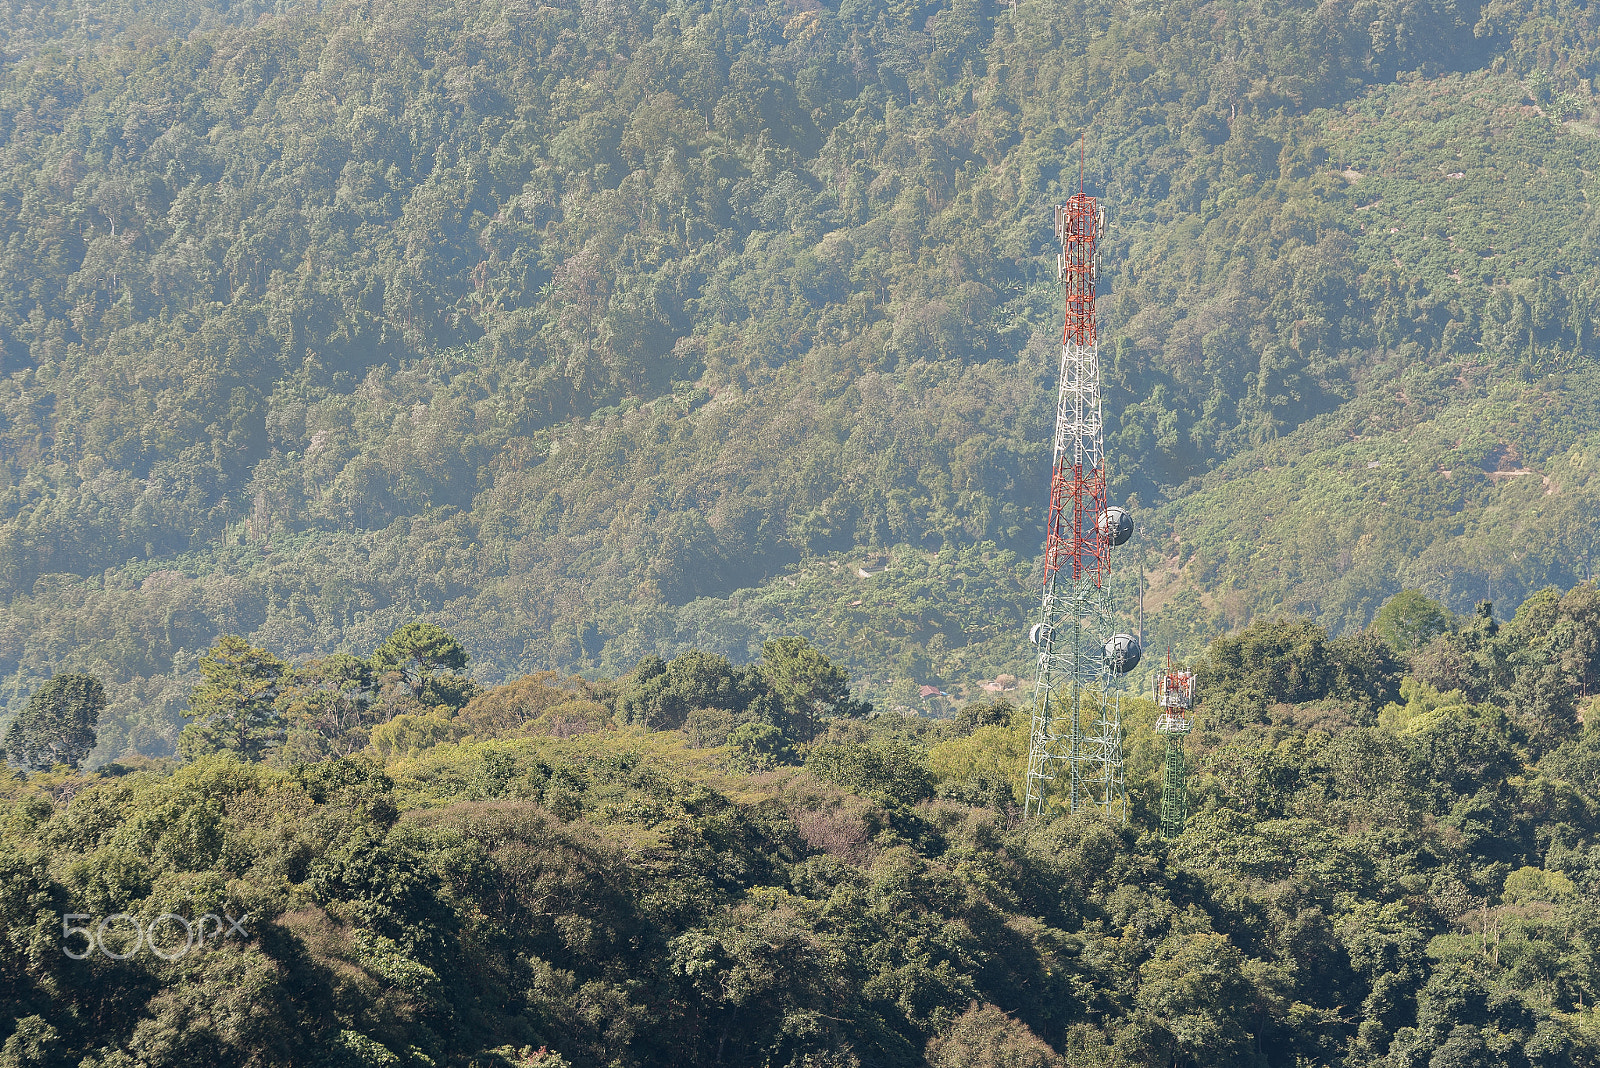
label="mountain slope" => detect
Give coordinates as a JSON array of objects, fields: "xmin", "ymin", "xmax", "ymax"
[{"xmin": 0, "ymin": 0, "xmax": 1598, "ymax": 754}]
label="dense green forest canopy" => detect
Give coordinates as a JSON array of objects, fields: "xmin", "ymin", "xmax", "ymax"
[
  {"xmin": 6, "ymin": 582, "xmax": 1600, "ymax": 1066},
  {"xmin": 12, "ymin": 0, "xmax": 1600, "ymax": 1063},
  {"xmin": 3, "ymin": 0, "xmax": 1600, "ymax": 758}
]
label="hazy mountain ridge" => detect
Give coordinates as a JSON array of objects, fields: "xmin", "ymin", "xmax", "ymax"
[{"xmin": 0, "ymin": 0, "xmax": 1596, "ymax": 754}]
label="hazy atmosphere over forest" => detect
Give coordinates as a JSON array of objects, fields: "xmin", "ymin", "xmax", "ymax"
[
  {"xmin": 3, "ymin": 0, "xmax": 1600, "ymax": 753},
  {"xmin": 9, "ymin": 0, "xmax": 1600, "ymax": 1063}
]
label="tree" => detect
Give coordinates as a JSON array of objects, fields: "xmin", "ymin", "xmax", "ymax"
[
  {"xmin": 179, "ymin": 636, "xmax": 288, "ymax": 762},
  {"xmin": 1557, "ymin": 582, "xmax": 1600, "ymax": 697},
  {"xmin": 1197, "ymin": 618, "xmax": 1335, "ymax": 720},
  {"xmin": 1, "ymin": 673, "xmax": 105, "ymax": 772},
  {"xmin": 726, "ymin": 722, "xmax": 795, "ymax": 771},
  {"xmin": 616, "ymin": 650, "xmax": 766, "ymax": 731},
  {"xmin": 806, "ymin": 739, "xmax": 935, "ymax": 805},
  {"xmin": 1134, "ymin": 932, "xmax": 1260, "ymax": 1066},
  {"xmin": 276, "ymin": 654, "xmax": 377, "ymax": 763},
  {"xmin": 1328, "ymin": 630, "xmax": 1406, "ymax": 716},
  {"xmin": 1512, "ymin": 660, "xmax": 1578, "ymax": 755},
  {"xmin": 925, "ymin": 1003, "xmax": 1058, "ymax": 1068},
  {"xmin": 1369, "ymin": 588, "xmax": 1459, "ymax": 655},
  {"xmin": 1502, "ymin": 589, "xmax": 1584, "ymax": 753},
  {"xmin": 760, "ymin": 637, "xmax": 866, "ymax": 741},
  {"xmin": 1413, "ymin": 601, "xmax": 1509, "ymax": 701},
  {"xmin": 1374, "ymin": 590, "xmax": 1454, "ymax": 652},
  {"xmin": 952, "ymin": 698, "xmax": 1015, "ymax": 736},
  {"xmin": 370, "ymin": 621, "xmax": 474, "ymax": 708},
  {"xmin": 455, "ymin": 673, "xmax": 592, "ymax": 735}
]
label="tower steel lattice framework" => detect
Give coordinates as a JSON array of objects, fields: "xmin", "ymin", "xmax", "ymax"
[
  {"xmin": 1022, "ymin": 189, "xmax": 1139, "ymax": 821},
  {"xmin": 1155, "ymin": 662, "xmax": 1195, "ymax": 838}
]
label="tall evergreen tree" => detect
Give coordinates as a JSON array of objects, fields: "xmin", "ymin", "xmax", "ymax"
[
  {"xmin": 179, "ymin": 636, "xmax": 288, "ymax": 762},
  {"xmin": 370, "ymin": 621, "xmax": 475, "ymax": 709},
  {"xmin": 760, "ymin": 636, "xmax": 866, "ymax": 741},
  {"xmin": 1, "ymin": 673, "xmax": 105, "ymax": 772}
]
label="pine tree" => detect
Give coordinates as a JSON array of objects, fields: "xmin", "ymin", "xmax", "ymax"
[{"xmin": 179, "ymin": 636, "xmax": 288, "ymax": 762}]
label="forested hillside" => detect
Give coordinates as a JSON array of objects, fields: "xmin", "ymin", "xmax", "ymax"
[
  {"xmin": 7, "ymin": 583, "xmax": 1600, "ymax": 1067},
  {"xmin": 3, "ymin": 0, "xmax": 1600, "ymax": 755}
]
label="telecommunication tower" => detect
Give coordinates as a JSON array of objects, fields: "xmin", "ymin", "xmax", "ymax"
[
  {"xmin": 1022, "ymin": 178, "xmax": 1141, "ymax": 821},
  {"xmin": 1155, "ymin": 659, "xmax": 1195, "ymax": 837}
]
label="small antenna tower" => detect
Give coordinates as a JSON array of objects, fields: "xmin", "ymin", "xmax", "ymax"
[
  {"xmin": 1023, "ymin": 150, "xmax": 1140, "ymax": 821},
  {"xmin": 1154, "ymin": 654, "xmax": 1195, "ymax": 838}
]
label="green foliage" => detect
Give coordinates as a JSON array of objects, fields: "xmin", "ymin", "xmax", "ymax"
[
  {"xmin": 180, "ymin": 622, "xmax": 483, "ymax": 765},
  {"xmin": 1, "ymin": 673, "xmax": 105, "ymax": 772},
  {"xmin": 1373, "ymin": 590, "xmax": 1454, "ymax": 652},
  {"xmin": 8, "ymin": 578, "xmax": 1600, "ymax": 1066},
  {"xmin": 1134, "ymin": 932, "xmax": 1258, "ymax": 1064},
  {"xmin": 276, "ymin": 653, "xmax": 378, "ymax": 763},
  {"xmin": 13, "ymin": 0, "xmax": 1600, "ymax": 1056},
  {"xmin": 178, "ymin": 636, "xmax": 287, "ymax": 762},
  {"xmin": 613, "ymin": 639, "xmax": 868, "ymax": 745},
  {"xmin": 929, "ymin": 717, "xmax": 1028, "ymax": 809},
  {"xmin": 616, "ymin": 651, "xmax": 765, "ymax": 732},
  {"xmin": 0, "ymin": 0, "xmax": 1596, "ymax": 754},
  {"xmin": 494, "ymin": 1048, "xmax": 573, "ymax": 1068},
  {"xmin": 1196, "ymin": 617, "xmax": 1403, "ymax": 725},
  {"xmin": 370, "ymin": 620, "xmax": 476, "ymax": 709},
  {"xmin": 807, "ymin": 739, "xmax": 935, "ymax": 806},
  {"xmin": 952, "ymin": 698, "xmax": 1016, "ymax": 737},
  {"xmin": 924, "ymin": 1003, "xmax": 1062, "ymax": 1068},
  {"xmin": 724, "ymin": 722, "xmax": 794, "ymax": 772},
  {"xmin": 761, "ymin": 636, "xmax": 865, "ymax": 740},
  {"xmin": 0, "ymin": 1016, "xmax": 59, "ymax": 1068},
  {"xmin": 1376, "ymin": 675, "xmax": 1468, "ymax": 733}
]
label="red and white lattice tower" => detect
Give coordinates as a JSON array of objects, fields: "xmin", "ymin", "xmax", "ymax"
[{"xmin": 1022, "ymin": 188, "xmax": 1140, "ymax": 820}]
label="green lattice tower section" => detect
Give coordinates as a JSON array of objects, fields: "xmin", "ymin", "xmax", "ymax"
[
  {"xmin": 1154, "ymin": 668, "xmax": 1195, "ymax": 838},
  {"xmin": 1159, "ymin": 733, "xmax": 1189, "ymax": 838}
]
